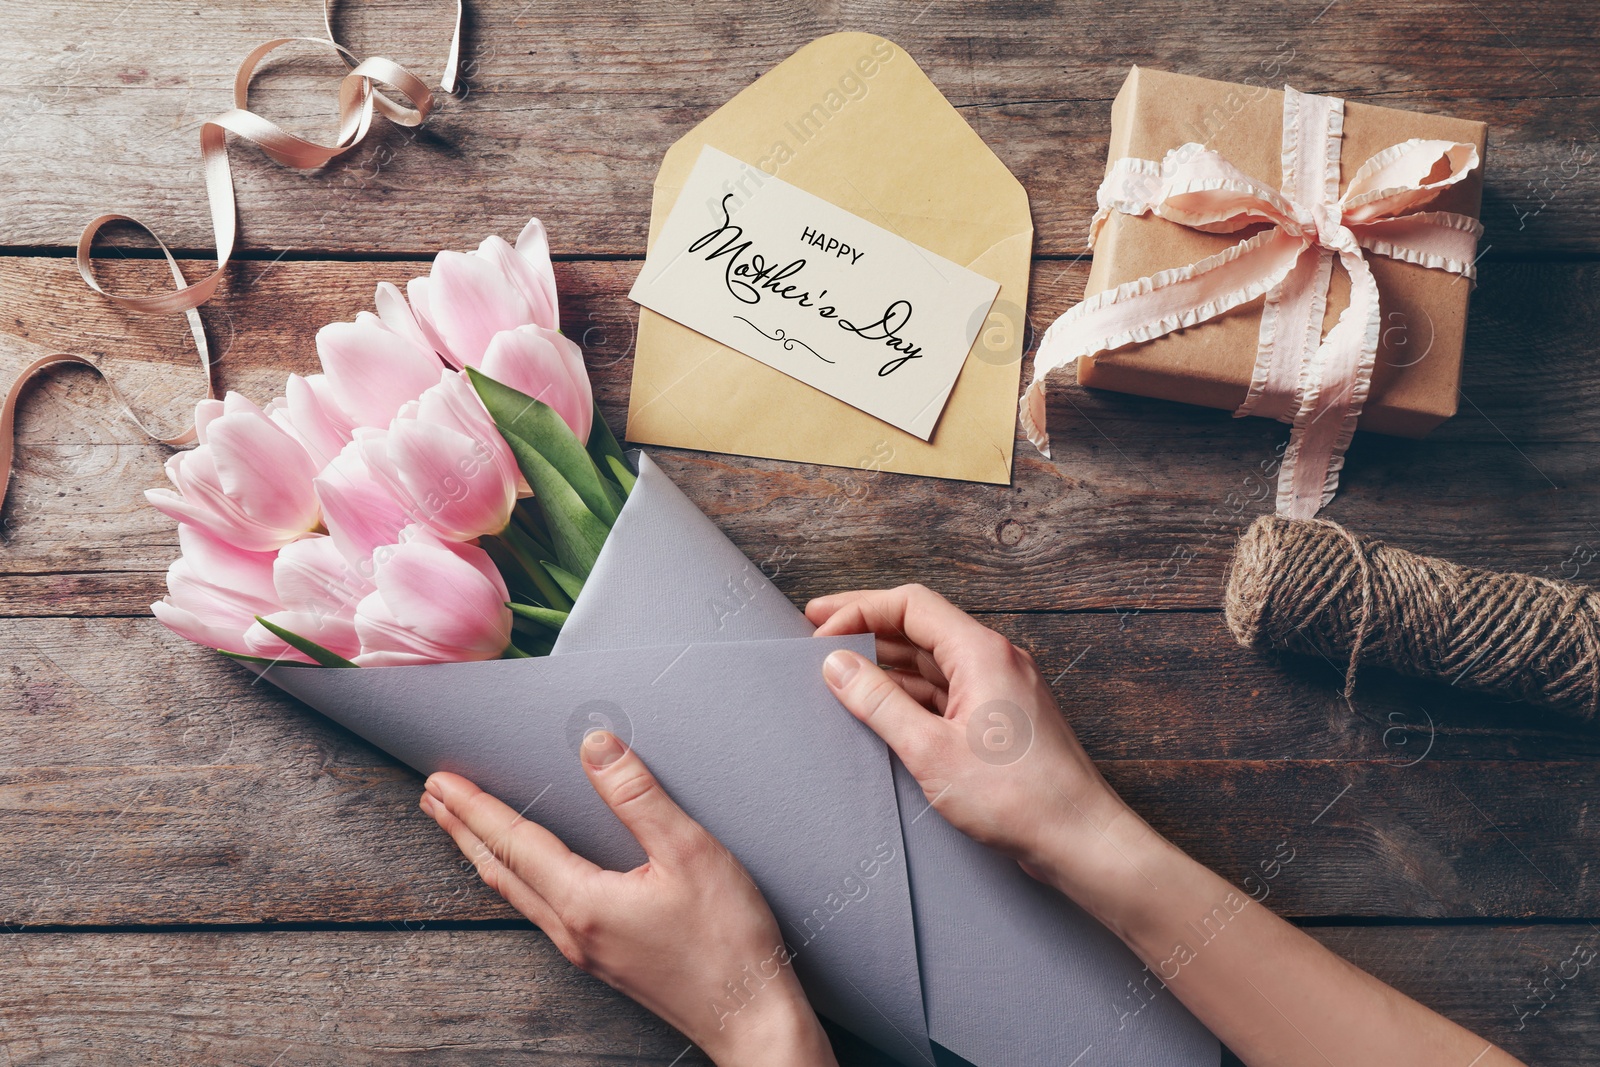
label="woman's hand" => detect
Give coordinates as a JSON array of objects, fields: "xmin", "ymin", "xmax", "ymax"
[
  {"xmin": 812, "ymin": 585, "xmax": 1526, "ymax": 1067},
  {"xmin": 808, "ymin": 584, "xmax": 1157, "ymax": 899},
  {"xmin": 420, "ymin": 730, "xmax": 838, "ymax": 1067}
]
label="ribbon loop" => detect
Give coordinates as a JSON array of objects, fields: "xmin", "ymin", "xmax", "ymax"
[
  {"xmin": 1, "ymin": 2, "xmax": 461, "ymax": 522},
  {"xmin": 1024, "ymin": 85, "xmax": 1482, "ymax": 519}
]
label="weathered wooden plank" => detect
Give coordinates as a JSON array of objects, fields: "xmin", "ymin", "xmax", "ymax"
[
  {"xmin": 0, "ymin": 620, "xmax": 1595, "ymax": 925},
  {"xmin": 2, "ymin": 0, "xmax": 1596, "ymax": 255},
  {"xmin": 0, "ymin": 927, "xmax": 716, "ymax": 1066},
  {"xmin": 0, "ymin": 925, "xmax": 1592, "ymax": 1066},
  {"xmin": 5, "ymin": 255, "xmax": 1600, "ymax": 616}
]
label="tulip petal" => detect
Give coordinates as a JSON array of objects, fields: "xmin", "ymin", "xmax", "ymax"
[
  {"xmin": 405, "ymin": 276, "xmax": 458, "ymax": 368},
  {"xmin": 153, "ymin": 599, "xmax": 261, "ymax": 657},
  {"xmin": 315, "ymin": 442, "xmax": 413, "ymax": 569},
  {"xmin": 352, "ymin": 531, "xmax": 511, "ymax": 664},
  {"xmin": 206, "ymin": 407, "xmax": 321, "ymax": 536},
  {"xmin": 374, "ymin": 280, "xmax": 437, "ymax": 357},
  {"xmin": 426, "ymin": 250, "xmax": 539, "ymax": 368},
  {"xmin": 174, "ymin": 523, "xmax": 281, "ymax": 607},
  {"xmin": 274, "ymin": 534, "xmax": 372, "ymax": 615},
  {"xmin": 271, "ymin": 374, "xmax": 353, "ymax": 470},
  {"xmin": 480, "ymin": 232, "xmax": 560, "ymax": 332},
  {"xmin": 382, "ymin": 418, "xmax": 515, "ymax": 540},
  {"xmin": 478, "ymin": 324, "xmax": 593, "ymax": 444},
  {"xmin": 318, "ymin": 314, "xmax": 445, "ymax": 428}
]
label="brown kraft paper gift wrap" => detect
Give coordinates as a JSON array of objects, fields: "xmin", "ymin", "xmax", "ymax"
[{"xmin": 1078, "ymin": 67, "xmax": 1487, "ymax": 438}]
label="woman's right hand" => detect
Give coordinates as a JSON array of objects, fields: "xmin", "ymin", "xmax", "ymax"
[
  {"xmin": 808, "ymin": 584, "xmax": 1159, "ymax": 899},
  {"xmin": 814, "ymin": 585, "xmax": 1530, "ymax": 1067}
]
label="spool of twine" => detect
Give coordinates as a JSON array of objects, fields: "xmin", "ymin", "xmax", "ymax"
[{"xmin": 1224, "ymin": 516, "xmax": 1600, "ymax": 723}]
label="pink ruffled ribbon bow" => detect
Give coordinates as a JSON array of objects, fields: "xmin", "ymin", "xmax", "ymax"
[{"xmin": 1021, "ymin": 87, "xmax": 1483, "ymax": 519}]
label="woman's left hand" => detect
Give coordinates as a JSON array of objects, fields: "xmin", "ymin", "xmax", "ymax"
[{"xmin": 421, "ymin": 730, "xmax": 838, "ymax": 1067}]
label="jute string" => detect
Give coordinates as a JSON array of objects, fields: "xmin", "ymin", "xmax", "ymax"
[{"xmin": 1225, "ymin": 515, "xmax": 1600, "ymax": 722}]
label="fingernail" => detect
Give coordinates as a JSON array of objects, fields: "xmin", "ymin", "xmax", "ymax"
[
  {"xmin": 583, "ymin": 729, "xmax": 625, "ymax": 769},
  {"xmin": 423, "ymin": 774, "xmax": 444, "ymax": 800},
  {"xmin": 824, "ymin": 649, "xmax": 859, "ymax": 688},
  {"xmin": 419, "ymin": 793, "xmax": 439, "ymax": 817}
]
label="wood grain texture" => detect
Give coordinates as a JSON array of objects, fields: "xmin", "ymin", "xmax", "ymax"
[
  {"xmin": 2, "ymin": 0, "xmax": 1597, "ymax": 255},
  {"xmin": 0, "ymin": 925, "xmax": 1593, "ymax": 1066},
  {"xmin": 6, "ymin": 255, "xmax": 1600, "ymax": 617},
  {"xmin": 4, "ymin": 2, "xmax": 1599, "ymax": 1061},
  {"xmin": 1, "ymin": 619, "xmax": 1595, "ymax": 926}
]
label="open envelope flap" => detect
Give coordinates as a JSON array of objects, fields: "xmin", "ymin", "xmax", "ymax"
[
  {"xmin": 627, "ymin": 32, "xmax": 1034, "ymax": 485},
  {"xmin": 260, "ymin": 635, "xmax": 933, "ymax": 1066}
]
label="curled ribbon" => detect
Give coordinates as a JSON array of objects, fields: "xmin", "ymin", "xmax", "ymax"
[
  {"xmin": 0, "ymin": 1, "xmax": 461, "ymax": 520},
  {"xmin": 1021, "ymin": 86, "xmax": 1483, "ymax": 519}
]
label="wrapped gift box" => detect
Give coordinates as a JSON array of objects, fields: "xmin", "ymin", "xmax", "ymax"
[{"xmin": 1078, "ymin": 67, "xmax": 1487, "ymax": 437}]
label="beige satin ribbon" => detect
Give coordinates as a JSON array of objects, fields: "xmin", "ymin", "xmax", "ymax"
[
  {"xmin": 0, "ymin": 1, "xmax": 461, "ymax": 519},
  {"xmin": 1022, "ymin": 86, "xmax": 1483, "ymax": 520}
]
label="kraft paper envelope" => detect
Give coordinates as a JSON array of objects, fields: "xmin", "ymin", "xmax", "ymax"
[{"xmin": 626, "ymin": 32, "xmax": 1033, "ymax": 485}]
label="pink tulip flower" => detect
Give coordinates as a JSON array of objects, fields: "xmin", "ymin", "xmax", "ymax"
[
  {"xmin": 352, "ymin": 525, "xmax": 513, "ymax": 666},
  {"xmin": 243, "ymin": 534, "xmax": 373, "ymax": 662},
  {"xmin": 314, "ymin": 442, "xmax": 414, "ymax": 572},
  {"xmin": 146, "ymin": 392, "xmax": 321, "ymax": 553},
  {"xmin": 151, "ymin": 524, "xmax": 281, "ymax": 656},
  {"xmin": 413, "ymin": 369, "xmax": 528, "ymax": 495},
  {"xmin": 317, "ymin": 310, "xmax": 446, "ymax": 429},
  {"xmin": 479, "ymin": 324, "xmax": 594, "ymax": 444},
  {"xmin": 267, "ymin": 373, "xmax": 354, "ymax": 470},
  {"xmin": 403, "ymin": 218, "xmax": 562, "ymax": 369},
  {"xmin": 355, "ymin": 396, "xmax": 519, "ymax": 542}
]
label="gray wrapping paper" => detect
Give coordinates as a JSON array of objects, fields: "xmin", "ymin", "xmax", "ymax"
[{"xmin": 261, "ymin": 451, "xmax": 1216, "ymax": 1066}]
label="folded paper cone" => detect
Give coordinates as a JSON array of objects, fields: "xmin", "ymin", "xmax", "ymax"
[{"xmin": 261, "ymin": 453, "xmax": 1216, "ymax": 1066}]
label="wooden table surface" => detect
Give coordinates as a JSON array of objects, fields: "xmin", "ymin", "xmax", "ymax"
[{"xmin": 4, "ymin": 1, "xmax": 1599, "ymax": 1063}]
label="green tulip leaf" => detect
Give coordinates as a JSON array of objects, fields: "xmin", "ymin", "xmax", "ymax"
[
  {"xmin": 468, "ymin": 368, "xmax": 622, "ymax": 524},
  {"xmin": 587, "ymin": 403, "xmax": 632, "ymax": 495},
  {"xmin": 499, "ymin": 426, "xmax": 609, "ymax": 577},
  {"xmin": 508, "ymin": 602, "xmax": 570, "ymax": 630},
  {"xmin": 542, "ymin": 561, "xmax": 586, "ymax": 603},
  {"xmin": 604, "ymin": 453, "xmax": 637, "ymax": 494},
  {"xmin": 252, "ymin": 616, "xmax": 358, "ymax": 668}
]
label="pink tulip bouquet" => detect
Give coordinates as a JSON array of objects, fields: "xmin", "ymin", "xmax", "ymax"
[
  {"xmin": 148, "ymin": 218, "xmax": 634, "ymax": 667},
  {"xmin": 139, "ymin": 221, "xmax": 1187, "ymax": 1067}
]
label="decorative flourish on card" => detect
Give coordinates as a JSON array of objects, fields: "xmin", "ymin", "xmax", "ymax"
[{"xmin": 734, "ymin": 317, "xmax": 832, "ymax": 363}]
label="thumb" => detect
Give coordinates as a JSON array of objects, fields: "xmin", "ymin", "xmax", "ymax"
[
  {"xmin": 580, "ymin": 730, "xmax": 703, "ymax": 863},
  {"xmin": 823, "ymin": 648, "xmax": 948, "ymax": 777}
]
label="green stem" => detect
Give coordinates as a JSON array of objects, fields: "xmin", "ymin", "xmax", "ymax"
[
  {"xmin": 503, "ymin": 643, "xmax": 533, "ymax": 659},
  {"xmin": 511, "ymin": 500, "xmax": 555, "ymax": 556},
  {"xmin": 494, "ymin": 527, "xmax": 573, "ymax": 612}
]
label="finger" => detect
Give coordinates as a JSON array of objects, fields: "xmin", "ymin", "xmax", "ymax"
[
  {"xmin": 425, "ymin": 772, "xmax": 598, "ymax": 904},
  {"xmin": 811, "ymin": 584, "xmax": 982, "ymax": 660},
  {"xmin": 580, "ymin": 731, "xmax": 706, "ymax": 865},
  {"xmin": 875, "ymin": 636, "xmax": 951, "ymax": 688},
  {"xmin": 887, "ymin": 668, "xmax": 948, "ymax": 713},
  {"xmin": 823, "ymin": 648, "xmax": 950, "ymax": 775},
  {"xmin": 420, "ymin": 792, "xmax": 571, "ymax": 940},
  {"xmin": 805, "ymin": 589, "xmax": 876, "ymax": 626}
]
